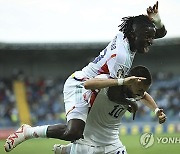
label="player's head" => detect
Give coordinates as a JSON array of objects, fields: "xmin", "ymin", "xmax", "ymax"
[
  {"xmin": 107, "ymin": 65, "xmax": 152, "ymax": 102},
  {"xmin": 127, "ymin": 65, "xmax": 152, "ymax": 99},
  {"xmin": 119, "ymin": 15, "xmax": 156, "ymax": 54}
]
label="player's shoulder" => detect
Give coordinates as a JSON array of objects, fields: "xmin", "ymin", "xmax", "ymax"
[
  {"xmin": 116, "ymin": 32, "xmax": 124, "ymax": 40},
  {"xmin": 109, "ymin": 32, "xmax": 124, "ymax": 44},
  {"xmin": 115, "ymin": 33, "xmax": 129, "ymax": 51}
]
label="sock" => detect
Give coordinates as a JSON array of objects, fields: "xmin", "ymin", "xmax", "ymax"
[{"xmin": 25, "ymin": 125, "xmax": 49, "ymax": 139}]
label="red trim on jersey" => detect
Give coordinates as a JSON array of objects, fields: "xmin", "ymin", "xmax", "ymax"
[
  {"xmin": 110, "ymin": 54, "xmax": 116, "ymax": 59},
  {"xmin": 66, "ymin": 106, "xmax": 75, "ymax": 116},
  {"xmin": 98, "ymin": 54, "xmax": 117, "ymax": 74},
  {"xmin": 89, "ymin": 90, "xmax": 98, "ymax": 107},
  {"xmin": 100, "ymin": 63, "xmax": 109, "ymax": 74}
]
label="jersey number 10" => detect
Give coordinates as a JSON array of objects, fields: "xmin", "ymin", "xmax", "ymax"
[{"xmin": 109, "ymin": 105, "xmax": 125, "ymax": 118}]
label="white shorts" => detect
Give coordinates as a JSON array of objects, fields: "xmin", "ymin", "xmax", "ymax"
[
  {"xmin": 63, "ymin": 71, "xmax": 92, "ymax": 122},
  {"xmin": 70, "ymin": 142, "xmax": 127, "ymax": 154}
]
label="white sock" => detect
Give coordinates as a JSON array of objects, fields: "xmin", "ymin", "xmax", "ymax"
[{"xmin": 25, "ymin": 125, "xmax": 49, "ymax": 139}]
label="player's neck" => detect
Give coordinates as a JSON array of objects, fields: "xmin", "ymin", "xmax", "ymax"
[{"xmin": 107, "ymin": 86, "xmax": 124, "ymax": 102}]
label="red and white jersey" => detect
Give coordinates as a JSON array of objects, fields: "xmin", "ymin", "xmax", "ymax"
[
  {"xmin": 81, "ymin": 32, "xmax": 135, "ymax": 79},
  {"xmin": 83, "ymin": 88, "xmax": 128, "ymax": 146},
  {"xmin": 82, "ymin": 74, "xmax": 128, "ymax": 146}
]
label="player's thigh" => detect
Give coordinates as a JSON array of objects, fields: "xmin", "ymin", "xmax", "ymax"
[
  {"xmin": 70, "ymin": 143, "xmax": 95, "ymax": 154},
  {"xmin": 106, "ymin": 145, "xmax": 127, "ymax": 154},
  {"xmin": 64, "ymin": 76, "xmax": 89, "ymax": 122}
]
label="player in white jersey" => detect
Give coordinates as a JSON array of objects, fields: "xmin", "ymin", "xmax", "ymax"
[
  {"xmin": 53, "ymin": 65, "xmax": 166, "ymax": 154},
  {"xmin": 70, "ymin": 87, "xmax": 129, "ymax": 154},
  {"xmin": 4, "ymin": 2, "xmax": 167, "ymax": 152}
]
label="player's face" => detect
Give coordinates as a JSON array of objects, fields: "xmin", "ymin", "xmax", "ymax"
[
  {"xmin": 130, "ymin": 82, "xmax": 149, "ymax": 100},
  {"xmin": 133, "ymin": 25, "xmax": 156, "ymax": 54}
]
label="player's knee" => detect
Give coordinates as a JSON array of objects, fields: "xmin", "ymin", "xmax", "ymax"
[
  {"xmin": 65, "ymin": 128, "xmax": 83, "ymax": 140},
  {"xmin": 64, "ymin": 119, "xmax": 85, "ymax": 140}
]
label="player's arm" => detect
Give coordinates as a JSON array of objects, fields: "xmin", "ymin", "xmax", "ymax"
[
  {"xmin": 147, "ymin": 1, "xmax": 167, "ymax": 38},
  {"xmin": 141, "ymin": 92, "xmax": 167, "ymax": 124},
  {"xmin": 84, "ymin": 78, "xmax": 118, "ymax": 90},
  {"xmin": 84, "ymin": 76, "xmax": 146, "ymax": 90}
]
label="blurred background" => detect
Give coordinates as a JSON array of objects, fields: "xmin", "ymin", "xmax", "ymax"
[
  {"xmin": 0, "ymin": 38, "xmax": 179, "ymax": 132},
  {"xmin": 0, "ymin": 0, "xmax": 179, "ymax": 154}
]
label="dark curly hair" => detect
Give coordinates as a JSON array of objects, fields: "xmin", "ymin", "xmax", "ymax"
[
  {"xmin": 118, "ymin": 15, "xmax": 155, "ymax": 39},
  {"xmin": 128, "ymin": 65, "xmax": 152, "ymax": 86}
]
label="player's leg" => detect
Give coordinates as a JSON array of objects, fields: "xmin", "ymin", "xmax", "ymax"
[
  {"xmin": 4, "ymin": 119, "xmax": 85, "ymax": 152},
  {"xmin": 24, "ymin": 75, "xmax": 87, "ymax": 141},
  {"xmin": 49, "ymin": 75, "xmax": 89, "ymax": 141},
  {"xmin": 4, "ymin": 75, "xmax": 89, "ymax": 152},
  {"xmin": 47, "ymin": 119, "xmax": 85, "ymax": 140}
]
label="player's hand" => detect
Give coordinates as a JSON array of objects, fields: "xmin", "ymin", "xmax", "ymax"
[
  {"xmin": 156, "ymin": 109, "xmax": 167, "ymax": 124},
  {"xmin": 147, "ymin": 1, "xmax": 158, "ymax": 19},
  {"xmin": 126, "ymin": 98, "xmax": 138, "ymax": 120},
  {"xmin": 123, "ymin": 76, "xmax": 146, "ymax": 86},
  {"xmin": 147, "ymin": 1, "xmax": 163, "ymax": 29}
]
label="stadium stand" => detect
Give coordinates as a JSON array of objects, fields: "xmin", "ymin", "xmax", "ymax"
[
  {"xmin": 0, "ymin": 38, "xmax": 179, "ymax": 136},
  {"xmin": 0, "ymin": 72, "xmax": 179, "ymax": 125}
]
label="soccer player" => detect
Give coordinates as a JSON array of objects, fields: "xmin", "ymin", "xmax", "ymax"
[
  {"xmin": 4, "ymin": 1, "xmax": 167, "ymax": 152},
  {"xmin": 53, "ymin": 65, "xmax": 166, "ymax": 154}
]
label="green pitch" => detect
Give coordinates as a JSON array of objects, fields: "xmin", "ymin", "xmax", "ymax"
[{"xmin": 0, "ymin": 133, "xmax": 179, "ymax": 154}]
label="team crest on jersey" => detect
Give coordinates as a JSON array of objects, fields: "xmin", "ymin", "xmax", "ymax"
[
  {"xmin": 117, "ymin": 69, "xmax": 124, "ymax": 78},
  {"xmin": 117, "ymin": 66, "xmax": 130, "ymax": 78}
]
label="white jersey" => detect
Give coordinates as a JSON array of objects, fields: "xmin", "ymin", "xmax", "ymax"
[
  {"xmin": 64, "ymin": 32, "xmax": 134, "ymax": 123},
  {"xmin": 82, "ymin": 78, "xmax": 128, "ymax": 146},
  {"xmin": 81, "ymin": 32, "xmax": 135, "ymax": 79}
]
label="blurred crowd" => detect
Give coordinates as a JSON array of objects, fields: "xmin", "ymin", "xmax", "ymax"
[
  {"xmin": 0, "ymin": 72, "xmax": 180, "ymax": 127},
  {"xmin": 25, "ymin": 76, "xmax": 65, "ymax": 125}
]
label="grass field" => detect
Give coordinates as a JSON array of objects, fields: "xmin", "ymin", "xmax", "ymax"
[{"xmin": 0, "ymin": 133, "xmax": 179, "ymax": 154}]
